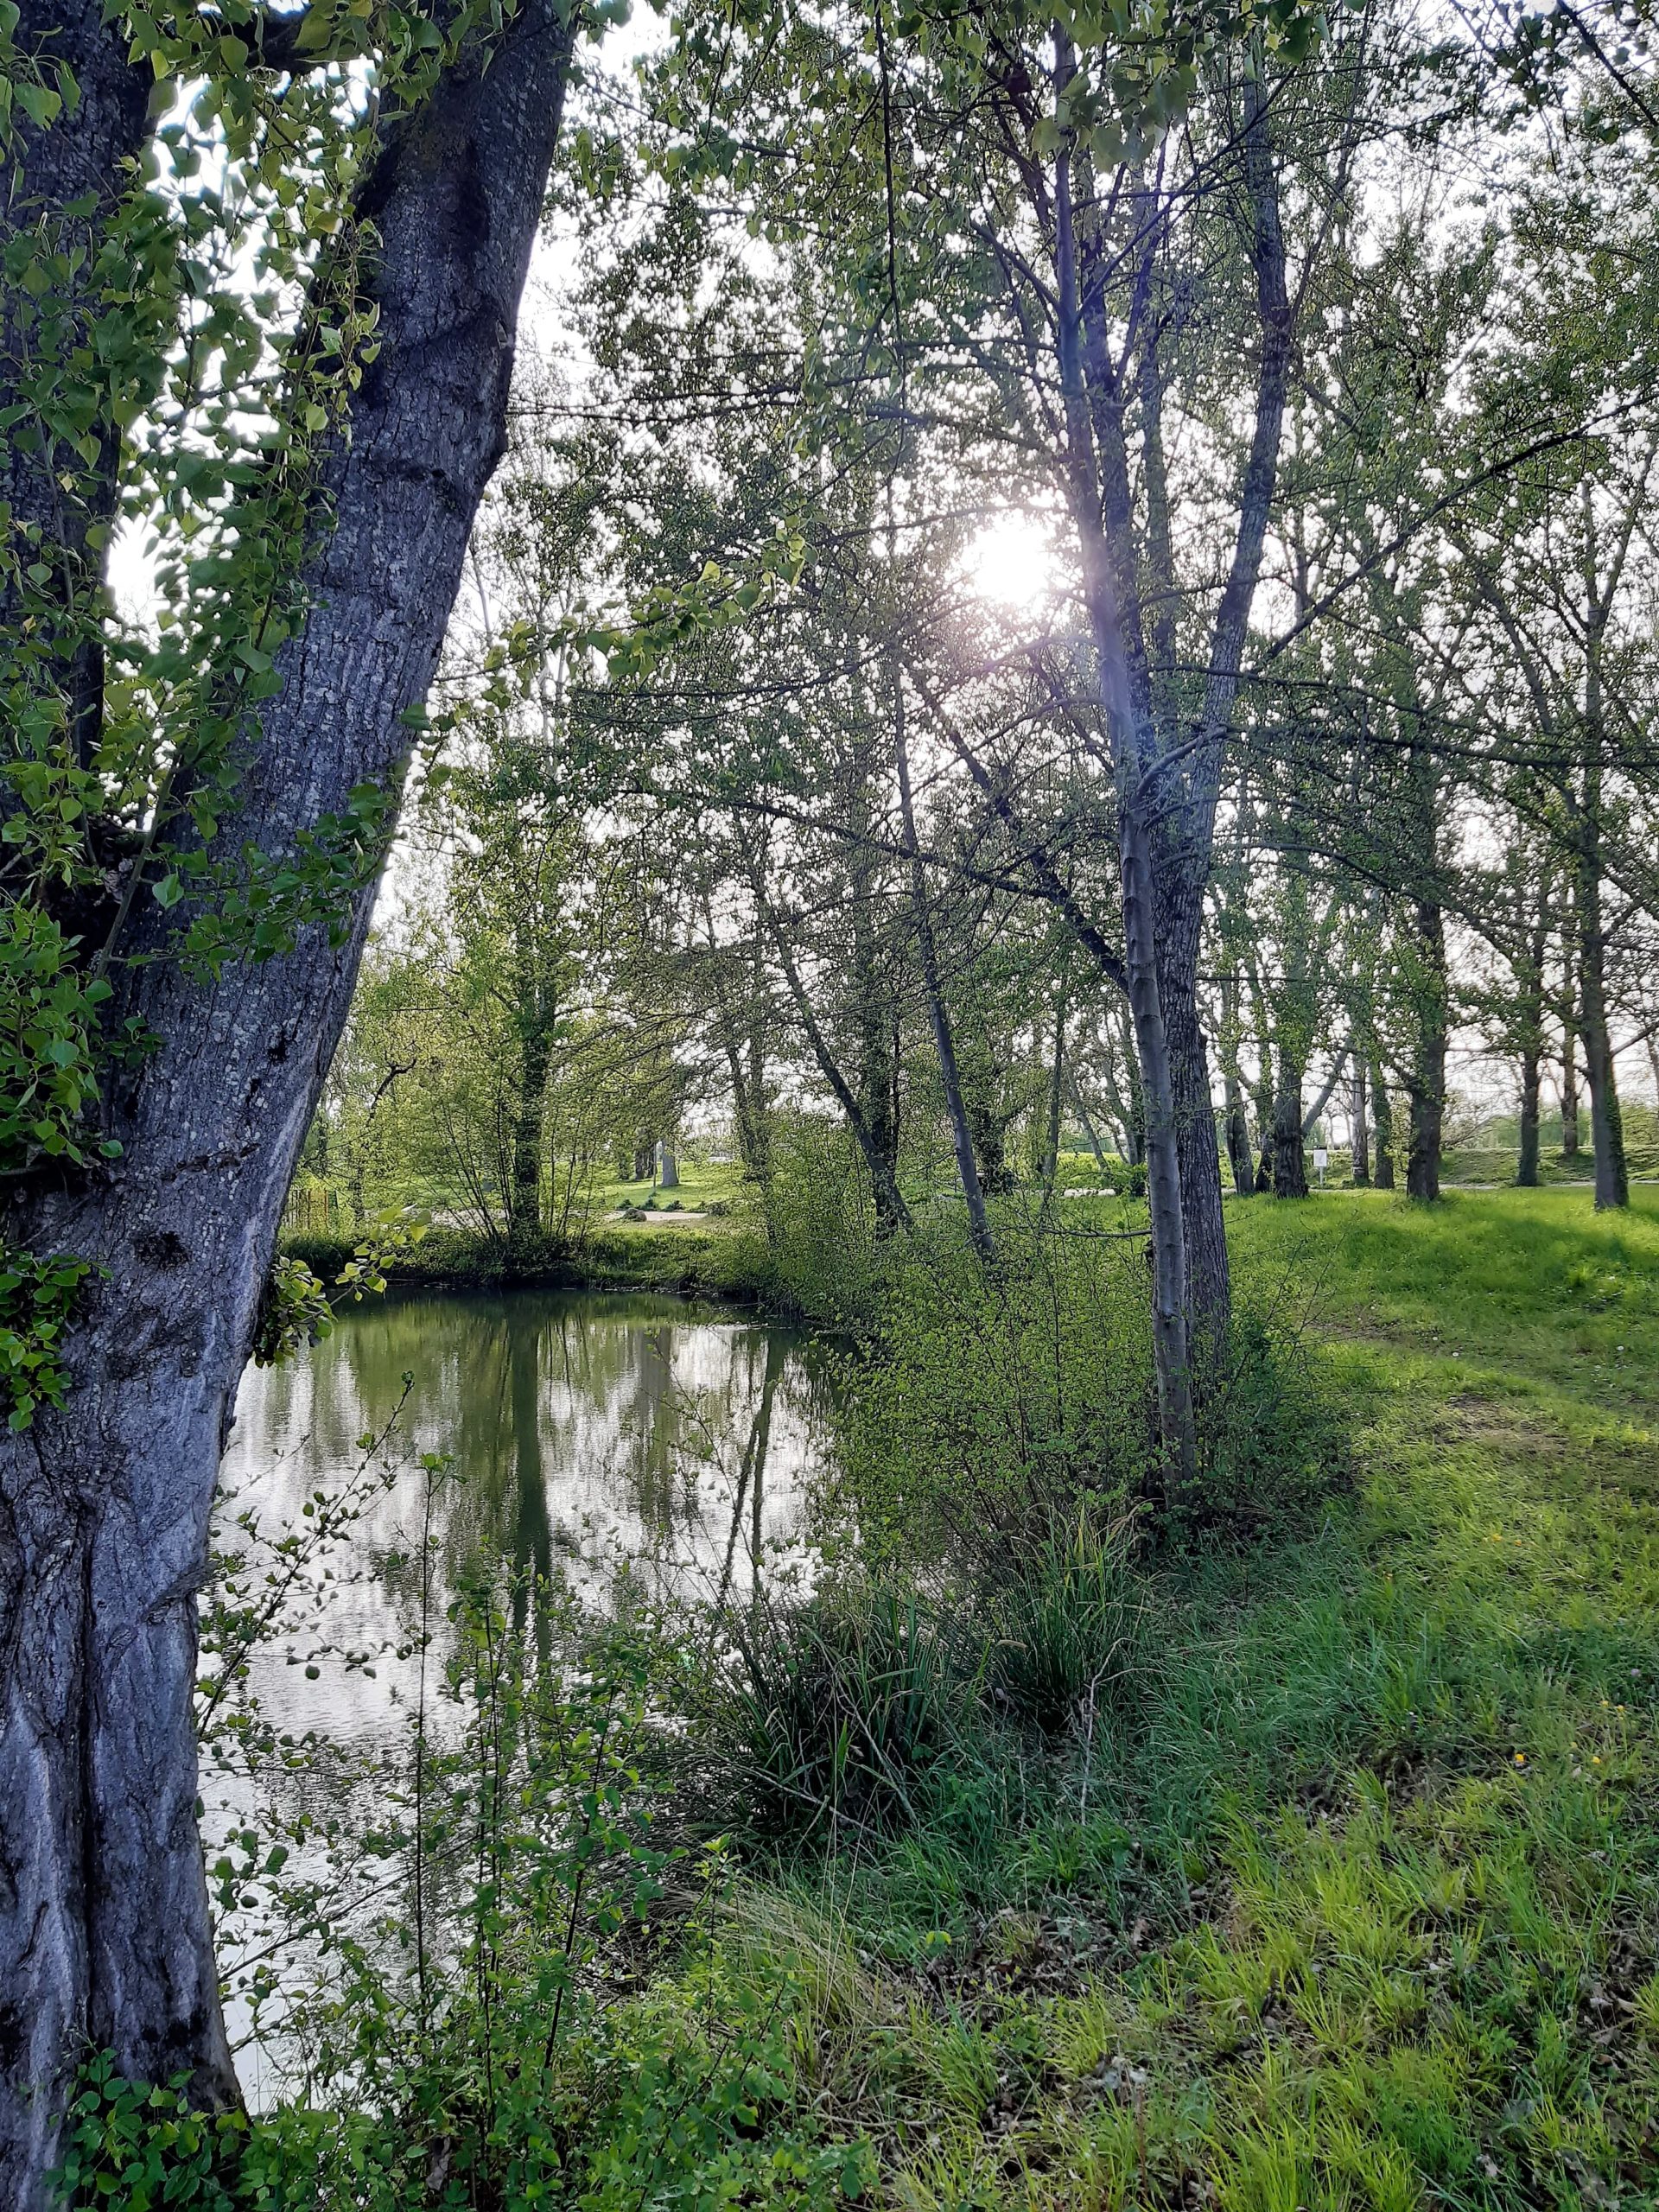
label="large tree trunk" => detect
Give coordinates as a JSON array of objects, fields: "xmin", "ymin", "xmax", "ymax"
[
  {"xmin": 1517, "ymin": 1050, "xmax": 1542, "ymax": 1186},
  {"xmin": 1224, "ymin": 1069, "xmax": 1255, "ymax": 1195},
  {"xmin": 0, "ymin": 10, "xmax": 574, "ymax": 2196},
  {"xmin": 0, "ymin": 7, "xmax": 151, "ymax": 798},
  {"xmin": 1270, "ymin": 1045, "xmax": 1309, "ymax": 1198},
  {"xmin": 1370, "ymin": 1062, "xmax": 1396, "ymax": 1192}
]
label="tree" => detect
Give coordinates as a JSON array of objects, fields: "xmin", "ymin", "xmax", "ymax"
[{"xmin": 0, "ymin": 4, "xmax": 577, "ymax": 2191}]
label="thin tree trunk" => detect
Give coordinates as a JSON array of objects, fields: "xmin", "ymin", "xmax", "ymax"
[
  {"xmin": 1143, "ymin": 64, "xmax": 1289, "ymax": 1348},
  {"xmin": 1351, "ymin": 1061, "xmax": 1370, "ymax": 1186},
  {"xmin": 1052, "ymin": 86, "xmax": 1195, "ymax": 1489},
  {"xmin": 1042, "ymin": 993, "xmax": 1068, "ymax": 1189},
  {"xmin": 1217, "ymin": 976, "xmax": 1255, "ymax": 1196},
  {"xmin": 760, "ymin": 893, "xmax": 912, "ymax": 1237},
  {"xmin": 1577, "ymin": 790, "xmax": 1629, "ymax": 1210},
  {"xmin": 1072, "ymin": 1081, "xmax": 1113, "ymax": 1181},
  {"xmin": 1575, "ymin": 478, "xmax": 1632, "ymax": 1210},
  {"xmin": 1516, "ymin": 912, "xmax": 1547, "ymax": 1189},
  {"xmin": 509, "ymin": 982, "xmax": 553, "ymax": 1247},
  {"xmin": 1561, "ymin": 1023, "xmax": 1580, "ymax": 1161},
  {"xmin": 1301, "ymin": 1047, "xmax": 1351, "ymax": 1146},
  {"xmin": 893, "ymin": 685, "xmax": 992, "ymax": 1258},
  {"xmin": 1371, "ymin": 1063, "xmax": 1396, "ymax": 1191},
  {"xmin": 0, "ymin": 10, "xmax": 574, "ymax": 2195}
]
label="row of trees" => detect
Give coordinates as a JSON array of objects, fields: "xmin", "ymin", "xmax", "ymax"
[{"xmin": 313, "ymin": 20, "xmax": 1656, "ymax": 1263}]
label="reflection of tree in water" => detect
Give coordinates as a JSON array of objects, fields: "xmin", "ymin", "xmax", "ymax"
[
  {"xmin": 714, "ymin": 1332, "xmax": 785, "ymax": 1615},
  {"xmin": 224, "ymin": 1294, "xmax": 830, "ymax": 1670}
]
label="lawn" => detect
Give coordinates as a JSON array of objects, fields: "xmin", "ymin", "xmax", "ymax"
[
  {"xmin": 589, "ymin": 1159, "xmax": 745, "ymax": 1215},
  {"xmin": 727, "ymin": 1189, "xmax": 1659, "ymax": 2210}
]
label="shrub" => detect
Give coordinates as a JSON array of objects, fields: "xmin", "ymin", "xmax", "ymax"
[
  {"xmin": 831, "ymin": 1217, "xmax": 1155, "ymax": 1574},
  {"xmin": 753, "ymin": 1114, "xmax": 890, "ymax": 1332},
  {"xmin": 59, "ymin": 1578, "xmax": 865, "ymax": 2211},
  {"xmin": 1197, "ymin": 1306, "xmax": 1352, "ymax": 1534}
]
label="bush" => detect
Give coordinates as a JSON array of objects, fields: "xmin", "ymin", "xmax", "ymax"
[
  {"xmin": 1197, "ymin": 1305, "xmax": 1353, "ymax": 1533},
  {"xmin": 57, "ymin": 1580, "xmax": 866, "ymax": 2211},
  {"xmin": 831, "ymin": 1217, "xmax": 1155, "ymax": 1574},
  {"xmin": 752, "ymin": 1115, "xmax": 890, "ymax": 1331}
]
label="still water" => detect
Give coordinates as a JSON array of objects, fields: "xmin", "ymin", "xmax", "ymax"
[
  {"xmin": 219, "ymin": 1288, "xmax": 827, "ymax": 1741},
  {"xmin": 211, "ymin": 1290, "xmax": 826, "ymax": 2088}
]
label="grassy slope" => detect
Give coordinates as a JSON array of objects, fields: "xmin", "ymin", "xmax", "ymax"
[{"xmin": 736, "ymin": 1191, "xmax": 1659, "ymax": 2210}]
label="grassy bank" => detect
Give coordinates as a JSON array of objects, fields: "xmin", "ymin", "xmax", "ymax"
[
  {"xmin": 684, "ymin": 1189, "xmax": 1659, "ymax": 2209},
  {"xmin": 121, "ymin": 1190, "xmax": 1659, "ymax": 2210},
  {"xmin": 280, "ymin": 1215, "xmax": 772, "ymax": 1305}
]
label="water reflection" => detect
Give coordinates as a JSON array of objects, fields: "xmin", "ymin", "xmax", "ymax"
[
  {"xmin": 221, "ymin": 1292, "xmax": 824, "ymax": 1737},
  {"xmin": 211, "ymin": 1291, "xmax": 825, "ymax": 2094}
]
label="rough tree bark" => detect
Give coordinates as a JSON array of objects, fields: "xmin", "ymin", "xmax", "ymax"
[
  {"xmin": 1223, "ymin": 1071, "xmax": 1255, "ymax": 1195},
  {"xmin": 1217, "ymin": 976, "xmax": 1255, "ymax": 1195},
  {"xmin": 1576, "ymin": 693, "xmax": 1629, "ymax": 1211},
  {"xmin": 1370, "ymin": 1061, "xmax": 1395, "ymax": 1191},
  {"xmin": 1405, "ymin": 895, "xmax": 1447, "ymax": 1201},
  {"xmin": 0, "ymin": 7, "xmax": 151, "ymax": 792},
  {"xmin": 0, "ymin": 7, "xmax": 575, "ymax": 2196},
  {"xmin": 1269, "ymin": 1045, "xmax": 1309, "ymax": 1198},
  {"xmin": 1560, "ymin": 1020, "xmax": 1581, "ymax": 1162}
]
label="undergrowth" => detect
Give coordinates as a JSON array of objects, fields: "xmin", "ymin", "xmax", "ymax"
[{"xmin": 57, "ymin": 1190, "xmax": 1659, "ymax": 2210}]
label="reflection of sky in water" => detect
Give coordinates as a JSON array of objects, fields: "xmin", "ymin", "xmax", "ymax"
[
  {"xmin": 208, "ymin": 1290, "xmax": 826, "ymax": 2098},
  {"xmin": 219, "ymin": 1290, "xmax": 825, "ymax": 1738}
]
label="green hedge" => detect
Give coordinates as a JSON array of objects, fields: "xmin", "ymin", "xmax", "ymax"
[{"xmin": 279, "ymin": 1222, "xmax": 772, "ymax": 1304}]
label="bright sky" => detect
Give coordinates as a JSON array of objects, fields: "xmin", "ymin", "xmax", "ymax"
[{"xmin": 962, "ymin": 514, "xmax": 1062, "ymax": 611}]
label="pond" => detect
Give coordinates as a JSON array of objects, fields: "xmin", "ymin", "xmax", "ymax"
[
  {"xmin": 219, "ymin": 1287, "xmax": 828, "ymax": 1740},
  {"xmin": 210, "ymin": 1287, "xmax": 828, "ymax": 2090}
]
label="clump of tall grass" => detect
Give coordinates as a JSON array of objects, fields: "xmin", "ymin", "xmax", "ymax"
[
  {"xmin": 696, "ymin": 1586, "xmax": 976, "ymax": 1844},
  {"xmin": 984, "ymin": 1510, "xmax": 1147, "ymax": 1735}
]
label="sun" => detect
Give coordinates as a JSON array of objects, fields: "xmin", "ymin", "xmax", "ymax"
[{"xmin": 963, "ymin": 513, "xmax": 1060, "ymax": 611}]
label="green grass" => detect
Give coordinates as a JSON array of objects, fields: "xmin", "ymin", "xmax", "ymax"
[
  {"xmin": 589, "ymin": 1159, "xmax": 745, "ymax": 1214},
  {"xmin": 709, "ymin": 1188, "xmax": 1659, "ymax": 2209}
]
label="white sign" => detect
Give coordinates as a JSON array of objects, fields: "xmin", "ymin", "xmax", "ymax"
[{"xmin": 1313, "ymin": 1148, "xmax": 1329, "ymax": 1169}]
